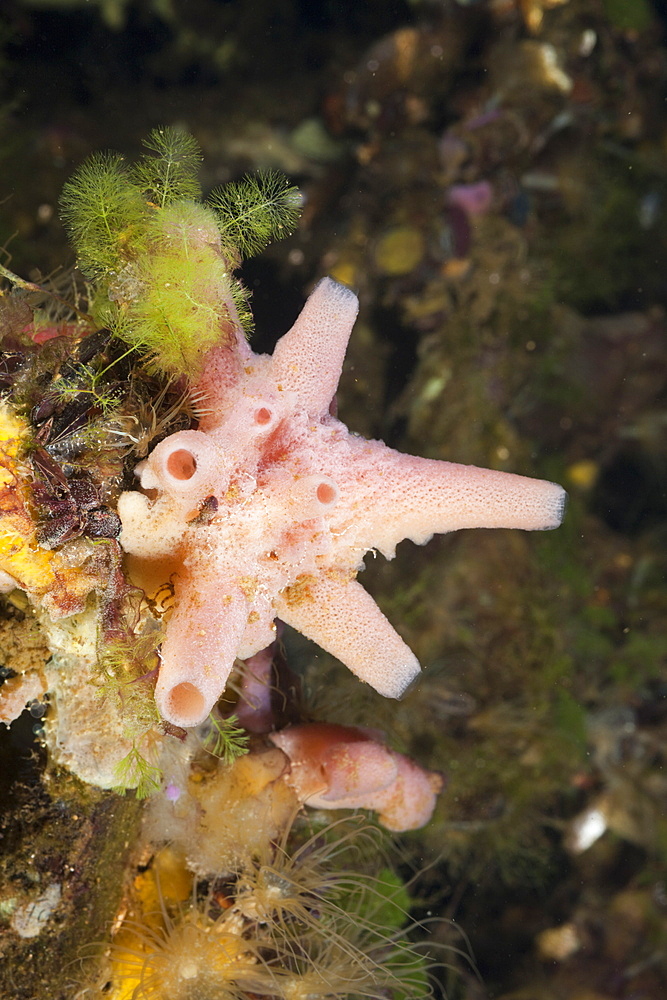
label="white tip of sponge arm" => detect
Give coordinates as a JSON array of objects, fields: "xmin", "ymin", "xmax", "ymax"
[{"xmin": 531, "ymin": 480, "xmax": 567, "ymax": 530}]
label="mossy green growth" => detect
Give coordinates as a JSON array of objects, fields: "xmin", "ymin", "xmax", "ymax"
[{"xmin": 59, "ymin": 127, "xmax": 300, "ymax": 376}]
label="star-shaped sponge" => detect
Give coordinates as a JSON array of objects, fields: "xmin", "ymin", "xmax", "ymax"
[{"xmin": 118, "ymin": 278, "xmax": 566, "ymax": 728}]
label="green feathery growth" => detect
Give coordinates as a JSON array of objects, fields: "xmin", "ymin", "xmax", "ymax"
[
  {"xmin": 98, "ymin": 630, "xmax": 165, "ymax": 797},
  {"xmin": 208, "ymin": 170, "xmax": 302, "ymax": 260},
  {"xmin": 201, "ymin": 711, "xmax": 249, "ymax": 764},
  {"xmin": 59, "ymin": 127, "xmax": 300, "ymax": 376},
  {"xmin": 113, "ymin": 746, "xmax": 163, "ymax": 800},
  {"xmin": 59, "ymin": 152, "xmax": 149, "ymax": 279},
  {"xmin": 131, "ymin": 127, "xmax": 203, "ymax": 208}
]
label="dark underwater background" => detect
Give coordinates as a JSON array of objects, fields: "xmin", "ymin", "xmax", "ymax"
[{"xmin": 1, "ymin": 1, "xmax": 667, "ymax": 998}]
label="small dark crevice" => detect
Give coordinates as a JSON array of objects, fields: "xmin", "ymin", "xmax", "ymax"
[
  {"xmin": 369, "ymin": 300, "xmax": 419, "ymax": 445},
  {"xmin": 590, "ymin": 447, "xmax": 667, "ymax": 536},
  {"xmin": 238, "ymin": 257, "xmax": 307, "ymax": 355}
]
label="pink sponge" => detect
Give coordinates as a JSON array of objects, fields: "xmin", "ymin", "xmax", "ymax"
[
  {"xmin": 270, "ymin": 722, "xmax": 444, "ymax": 832},
  {"xmin": 119, "ymin": 277, "xmax": 566, "ymax": 728}
]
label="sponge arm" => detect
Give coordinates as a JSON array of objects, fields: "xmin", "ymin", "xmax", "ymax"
[
  {"xmin": 155, "ymin": 571, "xmax": 248, "ymax": 728},
  {"xmin": 269, "ymin": 278, "xmax": 359, "ymax": 415},
  {"xmin": 275, "ymin": 571, "xmax": 420, "ymax": 698},
  {"xmin": 335, "ymin": 441, "xmax": 567, "ymax": 559}
]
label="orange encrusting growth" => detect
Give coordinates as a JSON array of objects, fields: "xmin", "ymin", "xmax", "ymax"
[{"xmin": 0, "ymin": 404, "xmax": 102, "ymax": 618}]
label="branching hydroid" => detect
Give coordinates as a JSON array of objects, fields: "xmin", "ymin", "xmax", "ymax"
[
  {"xmin": 59, "ymin": 153, "xmax": 148, "ymax": 278},
  {"xmin": 208, "ymin": 170, "xmax": 301, "ymax": 260},
  {"xmin": 132, "ymin": 127, "xmax": 203, "ymax": 209},
  {"xmin": 58, "ymin": 129, "xmax": 300, "ymax": 377}
]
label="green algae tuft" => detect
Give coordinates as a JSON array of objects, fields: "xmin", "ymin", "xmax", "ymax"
[{"xmin": 59, "ymin": 127, "xmax": 300, "ymax": 377}]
